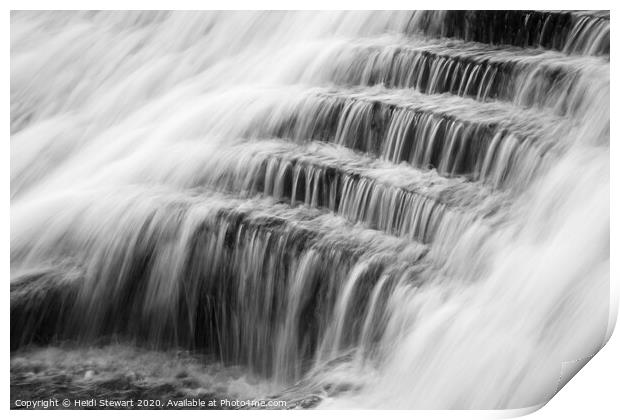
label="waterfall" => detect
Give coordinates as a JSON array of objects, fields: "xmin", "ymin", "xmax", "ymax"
[{"xmin": 10, "ymin": 10, "xmax": 609, "ymax": 409}]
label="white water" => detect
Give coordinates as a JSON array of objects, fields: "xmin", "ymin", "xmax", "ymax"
[{"xmin": 11, "ymin": 11, "xmax": 610, "ymax": 409}]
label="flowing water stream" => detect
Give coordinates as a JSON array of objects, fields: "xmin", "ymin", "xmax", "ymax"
[{"xmin": 10, "ymin": 10, "xmax": 610, "ymax": 409}]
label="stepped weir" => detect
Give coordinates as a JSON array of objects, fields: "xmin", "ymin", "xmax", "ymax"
[{"xmin": 10, "ymin": 11, "xmax": 609, "ymax": 409}]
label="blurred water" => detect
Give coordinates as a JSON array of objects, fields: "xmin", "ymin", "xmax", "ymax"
[{"xmin": 10, "ymin": 11, "xmax": 610, "ymax": 409}]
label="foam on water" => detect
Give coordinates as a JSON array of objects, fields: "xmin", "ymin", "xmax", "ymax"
[{"xmin": 10, "ymin": 11, "xmax": 610, "ymax": 409}]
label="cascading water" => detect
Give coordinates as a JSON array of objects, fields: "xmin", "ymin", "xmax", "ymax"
[{"xmin": 10, "ymin": 10, "xmax": 610, "ymax": 410}]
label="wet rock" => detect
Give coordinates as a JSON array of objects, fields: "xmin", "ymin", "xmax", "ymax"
[{"xmin": 294, "ymin": 395, "xmax": 322, "ymax": 409}]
